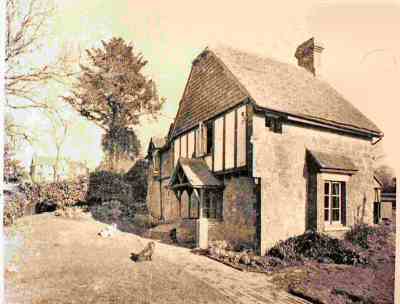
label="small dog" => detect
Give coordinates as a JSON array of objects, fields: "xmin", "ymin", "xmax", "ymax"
[{"xmin": 131, "ymin": 241, "xmax": 155, "ymax": 262}]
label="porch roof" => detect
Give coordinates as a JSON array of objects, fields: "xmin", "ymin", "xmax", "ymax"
[
  {"xmin": 307, "ymin": 150, "xmax": 358, "ymax": 174},
  {"xmin": 169, "ymin": 158, "xmax": 223, "ymax": 189}
]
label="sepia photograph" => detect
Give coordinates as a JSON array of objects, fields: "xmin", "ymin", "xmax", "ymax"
[{"xmin": 1, "ymin": 0, "xmax": 399, "ymax": 303}]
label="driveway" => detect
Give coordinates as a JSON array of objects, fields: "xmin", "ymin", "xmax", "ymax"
[{"xmin": 5, "ymin": 214, "xmax": 309, "ymax": 304}]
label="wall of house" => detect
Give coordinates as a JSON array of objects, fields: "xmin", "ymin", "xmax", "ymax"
[
  {"xmin": 208, "ymin": 175, "xmax": 257, "ymax": 247},
  {"xmin": 171, "ymin": 104, "xmax": 247, "ymax": 173},
  {"xmin": 146, "ymin": 168, "xmax": 162, "ymax": 220},
  {"xmin": 381, "ymin": 201, "xmax": 393, "ymax": 220},
  {"xmin": 252, "ymin": 113, "xmax": 377, "ymax": 253}
]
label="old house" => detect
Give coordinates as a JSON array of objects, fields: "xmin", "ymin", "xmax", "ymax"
[{"xmin": 146, "ymin": 38, "xmax": 383, "ymax": 254}]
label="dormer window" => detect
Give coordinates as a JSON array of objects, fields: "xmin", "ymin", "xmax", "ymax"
[{"xmin": 265, "ymin": 113, "xmax": 282, "ymax": 133}]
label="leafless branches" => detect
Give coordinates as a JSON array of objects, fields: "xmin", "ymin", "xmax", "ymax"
[
  {"xmin": 43, "ymin": 108, "xmax": 71, "ymax": 181},
  {"xmin": 5, "ymin": 0, "xmax": 77, "ymax": 110}
]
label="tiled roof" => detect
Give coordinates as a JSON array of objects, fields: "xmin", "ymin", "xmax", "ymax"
[
  {"xmin": 170, "ymin": 158, "xmax": 223, "ymax": 188},
  {"xmin": 308, "ymin": 150, "xmax": 358, "ymax": 173},
  {"xmin": 171, "ymin": 45, "xmax": 381, "ymax": 138},
  {"xmin": 212, "ymin": 45, "xmax": 381, "ymax": 134}
]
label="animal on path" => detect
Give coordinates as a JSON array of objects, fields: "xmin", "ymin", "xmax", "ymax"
[{"xmin": 131, "ymin": 241, "xmax": 155, "ymax": 262}]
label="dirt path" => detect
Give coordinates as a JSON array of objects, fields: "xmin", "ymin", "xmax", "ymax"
[{"xmin": 5, "ymin": 214, "xmax": 309, "ymax": 304}]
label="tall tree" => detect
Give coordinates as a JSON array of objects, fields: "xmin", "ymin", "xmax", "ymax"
[
  {"xmin": 64, "ymin": 37, "xmax": 164, "ymax": 170},
  {"xmin": 101, "ymin": 126, "xmax": 141, "ymax": 169}
]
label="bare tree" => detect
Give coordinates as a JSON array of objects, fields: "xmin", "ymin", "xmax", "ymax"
[
  {"xmin": 5, "ymin": 113, "xmax": 36, "ymax": 146},
  {"xmin": 5, "ymin": 0, "xmax": 76, "ymax": 110},
  {"xmin": 44, "ymin": 109, "xmax": 71, "ymax": 182}
]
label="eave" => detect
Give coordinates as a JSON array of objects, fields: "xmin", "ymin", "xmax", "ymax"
[{"xmin": 253, "ymin": 104, "xmax": 383, "ymax": 139}]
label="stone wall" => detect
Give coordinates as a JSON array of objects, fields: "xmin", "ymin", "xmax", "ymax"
[
  {"xmin": 146, "ymin": 166, "xmax": 161, "ymax": 219},
  {"xmin": 208, "ymin": 175, "xmax": 257, "ymax": 248},
  {"xmin": 253, "ymin": 113, "xmax": 377, "ymax": 254}
]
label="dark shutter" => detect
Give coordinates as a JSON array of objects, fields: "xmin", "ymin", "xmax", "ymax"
[{"xmin": 341, "ymin": 182, "xmax": 346, "ymax": 226}]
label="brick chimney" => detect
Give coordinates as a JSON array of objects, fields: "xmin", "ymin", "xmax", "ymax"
[{"xmin": 294, "ymin": 37, "xmax": 324, "ymax": 76}]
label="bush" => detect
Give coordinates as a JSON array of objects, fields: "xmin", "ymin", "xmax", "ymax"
[
  {"xmin": 24, "ymin": 177, "xmax": 88, "ymax": 210},
  {"xmin": 86, "ymin": 160, "xmax": 149, "ymax": 224},
  {"xmin": 345, "ymin": 224, "xmax": 377, "ymax": 249},
  {"xmin": 267, "ymin": 230, "xmax": 365, "ymax": 265},
  {"xmin": 132, "ymin": 214, "xmax": 158, "ymax": 229},
  {"xmin": 90, "ymin": 200, "xmax": 122, "ymax": 223},
  {"xmin": 4, "ymin": 191, "xmax": 28, "ymax": 226},
  {"xmin": 345, "ymin": 222, "xmax": 393, "ymax": 250},
  {"xmin": 87, "ymin": 171, "xmax": 131, "ymax": 204}
]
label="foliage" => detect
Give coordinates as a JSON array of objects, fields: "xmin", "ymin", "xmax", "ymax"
[
  {"xmin": 64, "ymin": 37, "xmax": 164, "ymax": 170},
  {"xmin": 4, "ymin": 189, "xmax": 29, "ymax": 226},
  {"xmin": 267, "ymin": 230, "xmax": 365, "ymax": 265},
  {"xmin": 125, "ymin": 158, "xmax": 149, "ymax": 203},
  {"xmin": 345, "ymin": 222, "xmax": 392, "ymax": 250},
  {"xmin": 375, "ymin": 165, "xmax": 396, "ymax": 193},
  {"xmin": 101, "ymin": 125, "xmax": 141, "ymax": 161},
  {"xmin": 86, "ymin": 170, "xmax": 133, "ymax": 204},
  {"xmin": 90, "ymin": 200, "xmax": 122, "ymax": 223},
  {"xmin": 26, "ymin": 177, "xmax": 89, "ymax": 209},
  {"xmin": 87, "ymin": 160, "xmax": 149, "ymax": 225},
  {"xmin": 345, "ymin": 224, "xmax": 377, "ymax": 250},
  {"xmin": 4, "ymin": 142, "xmax": 26, "ymax": 182}
]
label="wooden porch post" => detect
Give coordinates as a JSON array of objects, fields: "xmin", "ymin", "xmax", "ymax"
[
  {"xmin": 196, "ymin": 188, "xmax": 208, "ymax": 249},
  {"xmin": 199, "ymin": 188, "xmax": 204, "ymax": 218},
  {"xmin": 188, "ymin": 188, "xmax": 192, "ymax": 218}
]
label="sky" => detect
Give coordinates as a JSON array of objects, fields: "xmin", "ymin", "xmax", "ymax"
[{"xmin": 7, "ymin": 0, "xmax": 400, "ymax": 170}]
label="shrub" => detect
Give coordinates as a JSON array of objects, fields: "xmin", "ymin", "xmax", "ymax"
[
  {"xmin": 90, "ymin": 200, "xmax": 123, "ymax": 223},
  {"xmin": 4, "ymin": 191, "xmax": 27, "ymax": 226},
  {"xmin": 23, "ymin": 177, "xmax": 88, "ymax": 210},
  {"xmin": 267, "ymin": 230, "xmax": 365, "ymax": 265},
  {"xmin": 345, "ymin": 224, "xmax": 377, "ymax": 249},
  {"xmin": 345, "ymin": 222, "xmax": 393, "ymax": 250},
  {"xmin": 132, "ymin": 214, "xmax": 158, "ymax": 229},
  {"xmin": 87, "ymin": 171, "xmax": 131, "ymax": 204}
]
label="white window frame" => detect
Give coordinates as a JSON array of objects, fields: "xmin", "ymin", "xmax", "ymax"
[{"xmin": 324, "ymin": 180, "xmax": 342, "ymax": 224}]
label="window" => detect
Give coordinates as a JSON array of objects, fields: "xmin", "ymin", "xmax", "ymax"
[
  {"xmin": 374, "ymin": 188, "xmax": 381, "ymax": 203},
  {"xmin": 206, "ymin": 122, "xmax": 213, "ymax": 154},
  {"xmin": 153, "ymin": 151, "xmax": 160, "ymax": 175},
  {"xmin": 189, "ymin": 191, "xmax": 199, "ymax": 219},
  {"xmin": 265, "ymin": 113, "xmax": 282, "ymax": 133},
  {"xmin": 324, "ymin": 181, "xmax": 344, "ymax": 224},
  {"xmin": 203, "ymin": 191, "xmax": 222, "ymax": 219}
]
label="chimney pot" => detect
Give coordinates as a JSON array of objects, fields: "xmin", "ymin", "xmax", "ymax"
[{"xmin": 295, "ymin": 37, "xmax": 324, "ymax": 76}]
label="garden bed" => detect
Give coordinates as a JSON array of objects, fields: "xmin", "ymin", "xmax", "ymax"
[{"xmin": 194, "ymin": 221, "xmax": 395, "ymax": 304}]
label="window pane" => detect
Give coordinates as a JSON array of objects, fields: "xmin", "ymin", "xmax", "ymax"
[
  {"xmin": 204, "ymin": 194, "xmax": 210, "ymax": 218},
  {"xmin": 332, "ymin": 196, "xmax": 340, "ymax": 209},
  {"xmin": 324, "ymin": 209, "xmax": 329, "ymax": 221},
  {"xmin": 206, "ymin": 123, "xmax": 213, "ymax": 154},
  {"xmin": 332, "ymin": 183, "xmax": 340, "ymax": 195},
  {"xmin": 324, "ymin": 182, "xmax": 329, "ymax": 195},
  {"xmin": 190, "ymin": 194, "xmax": 199, "ymax": 218},
  {"xmin": 332, "ymin": 209, "xmax": 340, "ymax": 221},
  {"xmin": 324, "ymin": 196, "xmax": 329, "ymax": 208}
]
